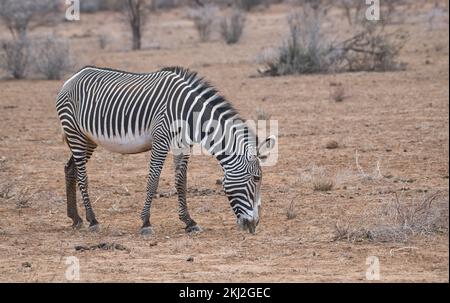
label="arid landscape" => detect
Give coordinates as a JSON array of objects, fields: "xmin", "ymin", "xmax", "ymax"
[{"xmin": 0, "ymin": 1, "xmax": 448, "ymax": 282}]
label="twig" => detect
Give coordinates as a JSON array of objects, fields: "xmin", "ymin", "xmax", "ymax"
[{"xmin": 389, "ymin": 246, "xmax": 418, "ymax": 256}]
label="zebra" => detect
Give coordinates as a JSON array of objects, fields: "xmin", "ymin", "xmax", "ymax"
[{"xmin": 56, "ymin": 66, "xmax": 276, "ymax": 235}]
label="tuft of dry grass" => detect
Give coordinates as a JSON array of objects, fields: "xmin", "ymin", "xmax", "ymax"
[
  {"xmin": 286, "ymin": 199, "xmax": 297, "ymax": 220},
  {"xmin": 255, "ymin": 107, "xmax": 271, "ymax": 121},
  {"xmin": 0, "ymin": 182, "xmax": 13, "ymax": 199},
  {"xmin": 333, "ymin": 191, "xmax": 449, "ymax": 243},
  {"xmin": 15, "ymin": 187, "xmax": 31, "ymax": 208},
  {"xmin": 313, "ymin": 177, "xmax": 334, "ymax": 191},
  {"xmin": 330, "ymin": 85, "xmax": 346, "ymax": 102}
]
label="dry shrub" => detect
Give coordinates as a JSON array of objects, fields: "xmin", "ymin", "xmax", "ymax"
[
  {"xmin": 260, "ymin": 6, "xmax": 331, "ymax": 76},
  {"xmin": 34, "ymin": 36, "xmax": 74, "ymax": 80},
  {"xmin": 98, "ymin": 33, "xmax": 110, "ymax": 50},
  {"xmin": 334, "ymin": 191, "xmax": 449, "ymax": 243},
  {"xmin": 0, "ymin": 37, "xmax": 30, "ymax": 79},
  {"xmin": 334, "ymin": 23, "xmax": 408, "ymax": 72},
  {"xmin": 258, "ymin": 6, "xmax": 408, "ymax": 76},
  {"xmin": 330, "ymin": 85, "xmax": 346, "ymax": 102},
  {"xmin": 313, "ymin": 177, "xmax": 334, "ymax": 192},
  {"xmin": 189, "ymin": 4, "xmax": 218, "ymax": 42},
  {"xmin": 220, "ymin": 8, "xmax": 246, "ymax": 44},
  {"xmin": 310, "ymin": 166, "xmax": 334, "ymax": 191}
]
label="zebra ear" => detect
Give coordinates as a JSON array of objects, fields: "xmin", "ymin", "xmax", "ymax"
[{"xmin": 258, "ymin": 135, "xmax": 276, "ymax": 160}]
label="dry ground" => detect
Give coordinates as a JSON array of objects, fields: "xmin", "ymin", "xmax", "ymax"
[{"xmin": 0, "ymin": 4, "xmax": 448, "ymax": 282}]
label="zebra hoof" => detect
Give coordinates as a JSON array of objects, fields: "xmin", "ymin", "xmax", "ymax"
[
  {"xmin": 71, "ymin": 218, "xmax": 83, "ymax": 229},
  {"xmin": 88, "ymin": 224, "xmax": 100, "ymax": 233},
  {"xmin": 140, "ymin": 226, "xmax": 154, "ymax": 236},
  {"xmin": 185, "ymin": 225, "xmax": 202, "ymax": 234}
]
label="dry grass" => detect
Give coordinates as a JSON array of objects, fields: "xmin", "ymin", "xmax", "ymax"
[
  {"xmin": 286, "ymin": 199, "xmax": 297, "ymax": 220},
  {"xmin": 15, "ymin": 187, "xmax": 31, "ymax": 209},
  {"xmin": 255, "ymin": 107, "xmax": 272, "ymax": 121},
  {"xmin": 333, "ymin": 191, "xmax": 449, "ymax": 243},
  {"xmin": 313, "ymin": 177, "xmax": 334, "ymax": 191},
  {"xmin": 330, "ymin": 85, "xmax": 346, "ymax": 102}
]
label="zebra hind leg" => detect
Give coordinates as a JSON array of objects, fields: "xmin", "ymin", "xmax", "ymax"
[
  {"xmin": 65, "ymin": 156, "xmax": 83, "ymax": 228},
  {"xmin": 173, "ymin": 153, "xmax": 202, "ymax": 234},
  {"xmin": 70, "ymin": 140, "xmax": 99, "ymax": 232}
]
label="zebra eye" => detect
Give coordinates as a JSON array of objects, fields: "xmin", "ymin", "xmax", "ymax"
[{"xmin": 253, "ymin": 175, "xmax": 261, "ymax": 182}]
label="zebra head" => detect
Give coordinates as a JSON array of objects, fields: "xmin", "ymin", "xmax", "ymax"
[{"xmin": 222, "ymin": 135, "xmax": 277, "ymax": 234}]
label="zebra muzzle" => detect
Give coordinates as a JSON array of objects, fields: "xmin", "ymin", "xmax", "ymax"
[{"xmin": 240, "ymin": 218, "xmax": 257, "ymax": 234}]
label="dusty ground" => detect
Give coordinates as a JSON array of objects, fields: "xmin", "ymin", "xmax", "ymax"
[{"xmin": 0, "ymin": 3, "xmax": 448, "ymax": 282}]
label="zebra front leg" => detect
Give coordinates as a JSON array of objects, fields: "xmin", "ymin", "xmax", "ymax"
[
  {"xmin": 173, "ymin": 153, "xmax": 201, "ymax": 233},
  {"xmin": 65, "ymin": 156, "xmax": 83, "ymax": 228},
  {"xmin": 140, "ymin": 141, "xmax": 170, "ymax": 236}
]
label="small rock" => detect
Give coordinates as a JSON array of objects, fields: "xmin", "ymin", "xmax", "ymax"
[
  {"xmin": 186, "ymin": 256, "xmax": 194, "ymax": 262},
  {"xmin": 325, "ymin": 140, "xmax": 339, "ymax": 149},
  {"xmin": 22, "ymin": 262, "xmax": 32, "ymax": 268}
]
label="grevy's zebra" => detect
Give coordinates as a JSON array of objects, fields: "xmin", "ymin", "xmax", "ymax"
[{"xmin": 56, "ymin": 66, "xmax": 276, "ymax": 235}]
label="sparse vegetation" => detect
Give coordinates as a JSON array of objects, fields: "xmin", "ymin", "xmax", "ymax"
[
  {"xmin": 0, "ymin": 0, "xmax": 58, "ymax": 39},
  {"xmin": 98, "ymin": 33, "xmax": 110, "ymax": 50},
  {"xmin": 0, "ymin": 38, "xmax": 30, "ymax": 79},
  {"xmin": 286, "ymin": 199, "xmax": 297, "ymax": 220},
  {"xmin": 258, "ymin": 5, "xmax": 408, "ymax": 76},
  {"xmin": 122, "ymin": 0, "xmax": 150, "ymax": 50},
  {"xmin": 237, "ymin": 0, "xmax": 263, "ymax": 11},
  {"xmin": 259, "ymin": 6, "xmax": 331, "ymax": 76},
  {"xmin": 220, "ymin": 8, "xmax": 246, "ymax": 44},
  {"xmin": 34, "ymin": 36, "xmax": 74, "ymax": 80},
  {"xmin": 313, "ymin": 176, "xmax": 334, "ymax": 191},
  {"xmin": 189, "ymin": 4, "xmax": 218, "ymax": 42},
  {"xmin": 330, "ymin": 85, "xmax": 346, "ymax": 102},
  {"xmin": 310, "ymin": 166, "xmax": 335, "ymax": 191},
  {"xmin": 334, "ymin": 191, "xmax": 449, "ymax": 243}
]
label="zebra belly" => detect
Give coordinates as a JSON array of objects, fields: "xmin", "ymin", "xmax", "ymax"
[{"xmin": 87, "ymin": 132, "xmax": 153, "ymax": 154}]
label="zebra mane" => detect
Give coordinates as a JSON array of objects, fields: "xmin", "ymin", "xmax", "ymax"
[{"xmin": 160, "ymin": 66, "xmax": 242, "ymax": 123}]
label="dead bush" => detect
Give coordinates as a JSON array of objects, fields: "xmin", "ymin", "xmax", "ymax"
[
  {"xmin": 34, "ymin": 36, "xmax": 74, "ymax": 80},
  {"xmin": 258, "ymin": 7, "xmax": 408, "ymax": 76},
  {"xmin": 0, "ymin": 0, "xmax": 58, "ymax": 39},
  {"xmin": 333, "ymin": 23, "xmax": 408, "ymax": 72},
  {"xmin": 220, "ymin": 8, "xmax": 246, "ymax": 44},
  {"xmin": 0, "ymin": 37, "xmax": 30, "ymax": 79},
  {"xmin": 189, "ymin": 4, "xmax": 218, "ymax": 42},
  {"xmin": 333, "ymin": 191, "xmax": 449, "ymax": 243},
  {"xmin": 258, "ymin": 6, "xmax": 332, "ymax": 76}
]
